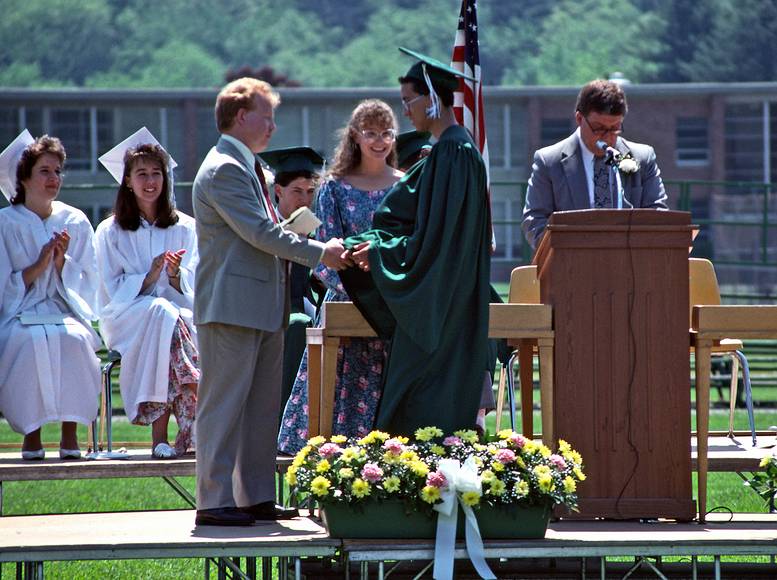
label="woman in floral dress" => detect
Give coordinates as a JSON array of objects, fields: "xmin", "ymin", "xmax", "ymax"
[{"xmin": 278, "ymin": 100, "xmax": 403, "ymax": 454}]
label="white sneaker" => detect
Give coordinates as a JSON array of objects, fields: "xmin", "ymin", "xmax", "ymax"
[{"xmin": 152, "ymin": 442, "xmax": 177, "ymax": 459}]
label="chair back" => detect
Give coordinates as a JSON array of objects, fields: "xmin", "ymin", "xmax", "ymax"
[
  {"xmin": 689, "ymin": 258, "xmax": 721, "ymax": 324},
  {"xmin": 509, "ymin": 265, "xmax": 540, "ymax": 304}
]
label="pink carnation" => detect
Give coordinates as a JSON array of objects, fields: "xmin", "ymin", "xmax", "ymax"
[
  {"xmin": 383, "ymin": 438, "xmax": 405, "ymax": 455},
  {"xmin": 496, "ymin": 449, "xmax": 516, "ymax": 464},
  {"xmin": 318, "ymin": 443, "xmax": 342, "ymax": 459},
  {"xmin": 361, "ymin": 463, "xmax": 384, "ymax": 483},
  {"xmin": 443, "ymin": 436, "xmax": 462, "ymax": 447},
  {"xmin": 426, "ymin": 471, "xmax": 447, "ymax": 488},
  {"xmin": 550, "ymin": 454, "xmax": 567, "ymax": 470},
  {"xmin": 510, "ymin": 434, "xmax": 528, "ymax": 448}
]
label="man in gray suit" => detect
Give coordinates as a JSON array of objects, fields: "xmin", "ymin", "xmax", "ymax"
[
  {"xmin": 522, "ymin": 79, "xmax": 668, "ymax": 250},
  {"xmin": 192, "ymin": 78, "xmax": 349, "ymax": 526}
]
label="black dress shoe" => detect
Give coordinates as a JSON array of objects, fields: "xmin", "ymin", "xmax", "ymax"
[
  {"xmin": 240, "ymin": 501, "xmax": 299, "ymax": 521},
  {"xmin": 195, "ymin": 507, "xmax": 254, "ymax": 526}
]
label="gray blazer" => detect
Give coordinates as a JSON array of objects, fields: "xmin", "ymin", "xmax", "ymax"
[
  {"xmin": 521, "ymin": 133, "xmax": 668, "ymax": 249},
  {"xmin": 192, "ymin": 136, "xmax": 325, "ymax": 331}
]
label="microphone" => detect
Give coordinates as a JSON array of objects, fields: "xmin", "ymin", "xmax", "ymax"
[{"xmin": 595, "ymin": 140, "xmax": 620, "ymax": 166}]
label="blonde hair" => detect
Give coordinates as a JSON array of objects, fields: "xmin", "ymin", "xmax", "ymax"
[
  {"xmin": 329, "ymin": 99, "xmax": 398, "ymax": 178},
  {"xmin": 215, "ymin": 77, "xmax": 281, "ymax": 132}
]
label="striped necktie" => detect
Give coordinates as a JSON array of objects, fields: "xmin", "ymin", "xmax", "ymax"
[{"xmin": 255, "ymin": 161, "xmax": 279, "ymax": 223}]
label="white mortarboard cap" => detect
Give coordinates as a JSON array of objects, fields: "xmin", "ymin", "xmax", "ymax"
[
  {"xmin": 98, "ymin": 126, "xmax": 177, "ymax": 184},
  {"xmin": 0, "ymin": 129, "xmax": 35, "ymax": 202}
]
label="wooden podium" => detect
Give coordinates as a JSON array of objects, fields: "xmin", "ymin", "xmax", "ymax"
[{"xmin": 535, "ymin": 209, "xmax": 696, "ymax": 520}]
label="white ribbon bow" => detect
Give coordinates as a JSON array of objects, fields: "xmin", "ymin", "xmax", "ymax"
[{"xmin": 432, "ymin": 457, "xmax": 496, "ymax": 580}]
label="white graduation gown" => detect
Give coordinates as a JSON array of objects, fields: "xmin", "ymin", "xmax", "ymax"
[
  {"xmin": 94, "ymin": 213, "xmax": 198, "ymax": 422},
  {"xmin": 0, "ymin": 202, "xmax": 101, "ymax": 435}
]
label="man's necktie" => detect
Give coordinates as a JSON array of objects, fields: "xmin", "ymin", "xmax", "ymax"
[
  {"xmin": 593, "ymin": 155, "xmax": 612, "ymax": 209},
  {"xmin": 255, "ymin": 161, "xmax": 279, "ymax": 224}
]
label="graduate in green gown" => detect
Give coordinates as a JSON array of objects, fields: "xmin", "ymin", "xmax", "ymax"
[{"xmin": 343, "ymin": 48, "xmax": 491, "ymax": 436}]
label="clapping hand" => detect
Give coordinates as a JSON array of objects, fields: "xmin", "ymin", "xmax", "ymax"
[
  {"xmin": 164, "ymin": 249, "xmax": 186, "ymax": 278},
  {"xmin": 52, "ymin": 230, "xmax": 70, "ymax": 274}
]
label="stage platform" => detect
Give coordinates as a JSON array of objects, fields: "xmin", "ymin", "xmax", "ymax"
[{"xmin": 1, "ymin": 510, "xmax": 776, "ymax": 579}]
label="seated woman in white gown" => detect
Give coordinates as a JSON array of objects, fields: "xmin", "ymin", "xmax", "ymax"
[
  {"xmin": 95, "ymin": 129, "xmax": 199, "ymax": 459},
  {"xmin": 0, "ymin": 132, "xmax": 102, "ymax": 460}
]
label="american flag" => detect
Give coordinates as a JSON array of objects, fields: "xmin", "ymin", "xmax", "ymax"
[
  {"xmin": 451, "ymin": 0, "xmax": 489, "ymax": 180},
  {"xmin": 450, "ymin": 0, "xmax": 493, "ymax": 242}
]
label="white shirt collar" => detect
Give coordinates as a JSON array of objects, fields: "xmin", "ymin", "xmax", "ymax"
[{"xmin": 221, "ymin": 134, "xmax": 257, "ymax": 171}]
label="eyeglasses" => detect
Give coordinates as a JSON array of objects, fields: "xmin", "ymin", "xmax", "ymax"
[
  {"xmin": 401, "ymin": 94, "xmax": 426, "ymax": 113},
  {"xmin": 359, "ymin": 129, "xmax": 397, "ymax": 142},
  {"xmin": 582, "ymin": 115, "xmax": 623, "ymax": 137}
]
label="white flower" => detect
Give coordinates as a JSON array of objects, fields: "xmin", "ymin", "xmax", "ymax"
[{"xmin": 618, "ymin": 157, "xmax": 639, "ymax": 174}]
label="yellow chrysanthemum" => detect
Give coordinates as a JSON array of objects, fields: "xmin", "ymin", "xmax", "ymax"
[
  {"xmin": 291, "ymin": 454, "xmax": 306, "ymax": 468},
  {"xmin": 372, "ymin": 430, "xmax": 390, "ymax": 442},
  {"xmin": 569, "ymin": 450, "xmax": 583, "ymax": 465},
  {"xmin": 491, "ymin": 461, "xmax": 505, "ymax": 472},
  {"xmin": 411, "ymin": 460, "xmax": 430, "ymax": 477},
  {"xmin": 515, "ymin": 479, "xmax": 530, "ymax": 497},
  {"xmin": 497, "ymin": 428, "xmax": 515, "ymax": 440},
  {"xmin": 330, "ymin": 435, "xmax": 347, "ymax": 444},
  {"xmin": 473, "ymin": 456, "xmax": 484, "ymax": 467},
  {"xmin": 454, "ymin": 429, "xmax": 479, "ymax": 443},
  {"xmin": 415, "ymin": 426, "xmax": 444, "ymax": 441},
  {"xmin": 351, "ymin": 478, "xmax": 371, "ymax": 498},
  {"xmin": 421, "ymin": 485, "xmax": 441, "ymax": 503},
  {"xmin": 395, "ymin": 436, "xmax": 410, "ymax": 444},
  {"xmin": 474, "ymin": 443, "xmax": 487, "ymax": 452},
  {"xmin": 538, "ymin": 475, "xmax": 554, "ymax": 493},
  {"xmin": 760, "ymin": 456, "xmax": 771, "ymax": 468},
  {"xmin": 533, "ymin": 465, "xmax": 551, "ymax": 478},
  {"xmin": 523, "ymin": 440, "xmax": 538, "ymax": 454},
  {"xmin": 573, "ymin": 467, "xmax": 586, "ymax": 481},
  {"xmin": 316, "ymin": 459, "xmax": 331, "ymax": 473},
  {"xmin": 340, "ymin": 447, "xmax": 360, "ymax": 463},
  {"xmin": 307, "ymin": 436, "xmax": 326, "ymax": 447},
  {"xmin": 400, "ymin": 450, "xmax": 419, "ymax": 463},
  {"xmin": 461, "ymin": 491, "xmax": 481, "ymax": 506},
  {"xmin": 515, "ymin": 457, "xmax": 526, "ymax": 469},
  {"xmin": 357, "ymin": 434, "xmax": 374, "ymax": 445},
  {"xmin": 563, "ymin": 476, "xmax": 577, "ymax": 493},
  {"xmin": 285, "ymin": 469, "xmax": 297, "ymax": 487},
  {"xmin": 539, "ymin": 444, "xmax": 551, "ymax": 458},
  {"xmin": 310, "ymin": 476, "xmax": 331, "ymax": 497},
  {"xmin": 431, "ymin": 444, "xmax": 446, "ymax": 456},
  {"xmin": 383, "ymin": 476, "xmax": 401, "ymax": 493},
  {"xmin": 382, "ymin": 451, "xmax": 401, "ymax": 464},
  {"xmin": 489, "ymin": 480, "xmax": 507, "ymax": 496},
  {"xmin": 481, "ymin": 470, "xmax": 495, "ymax": 484},
  {"xmin": 338, "ymin": 467, "xmax": 355, "ymax": 479},
  {"xmin": 558, "ymin": 439, "xmax": 572, "ymax": 454}
]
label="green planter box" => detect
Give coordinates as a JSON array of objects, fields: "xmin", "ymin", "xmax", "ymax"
[{"xmin": 321, "ymin": 500, "xmax": 551, "ymax": 539}]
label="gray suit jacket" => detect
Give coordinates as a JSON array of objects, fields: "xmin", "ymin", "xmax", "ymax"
[
  {"xmin": 192, "ymin": 136, "xmax": 325, "ymax": 331},
  {"xmin": 521, "ymin": 133, "xmax": 668, "ymax": 249}
]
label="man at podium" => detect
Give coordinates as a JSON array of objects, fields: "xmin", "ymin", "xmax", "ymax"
[{"xmin": 521, "ymin": 79, "xmax": 668, "ymax": 250}]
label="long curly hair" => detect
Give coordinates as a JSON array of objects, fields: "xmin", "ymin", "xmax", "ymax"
[{"xmin": 328, "ymin": 99, "xmax": 398, "ymax": 178}]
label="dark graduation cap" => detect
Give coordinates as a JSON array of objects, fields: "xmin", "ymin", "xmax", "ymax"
[
  {"xmin": 258, "ymin": 146, "xmax": 325, "ymax": 176},
  {"xmin": 396, "ymin": 130, "xmax": 432, "ymax": 168},
  {"xmin": 399, "ymin": 46, "xmax": 475, "ymax": 92}
]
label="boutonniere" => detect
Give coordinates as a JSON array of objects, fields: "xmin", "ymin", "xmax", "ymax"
[{"xmin": 617, "ymin": 153, "xmax": 639, "ymax": 174}]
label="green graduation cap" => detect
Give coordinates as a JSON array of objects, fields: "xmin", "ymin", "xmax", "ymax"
[
  {"xmin": 396, "ymin": 130, "xmax": 432, "ymax": 168},
  {"xmin": 258, "ymin": 146, "xmax": 325, "ymax": 176},
  {"xmin": 399, "ymin": 46, "xmax": 475, "ymax": 92}
]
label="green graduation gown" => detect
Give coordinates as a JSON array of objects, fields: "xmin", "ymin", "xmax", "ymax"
[{"xmin": 341, "ymin": 124, "xmax": 491, "ymax": 436}]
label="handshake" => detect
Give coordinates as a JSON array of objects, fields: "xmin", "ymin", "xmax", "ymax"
[{"xmin": 320, "ymin": 239, "xmax": 372, "ymax": 272}]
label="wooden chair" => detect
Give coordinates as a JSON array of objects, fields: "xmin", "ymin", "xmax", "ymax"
[
  {"xmin": 689, "ymin": 258, "xmax": 756, "ymax": 443},
  {"xmin": 494, "ymin": 265, "xmax": 543, "ymax": 437}
]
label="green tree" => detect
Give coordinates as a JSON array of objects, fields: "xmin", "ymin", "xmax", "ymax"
[
  {"xmin": 502, "ymin": 0, "xmax": 665, "ymax": 86},
  {"xmin": 0, "ymin": 0, "xmax": 114, "ymax": 86}
]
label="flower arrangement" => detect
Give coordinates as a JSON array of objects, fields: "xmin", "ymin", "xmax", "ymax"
[
  {"xmin": 286, "ymin": 426, "xmax": 585, "ymax": 513},
  {"xmin": 744, "ymin": 452, "xmax": 777, "ymax": 505}
]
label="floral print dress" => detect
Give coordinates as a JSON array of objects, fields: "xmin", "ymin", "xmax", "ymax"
[{"xmin": 278, "ymin": 179, "xmax": 391, "ymax": 454}]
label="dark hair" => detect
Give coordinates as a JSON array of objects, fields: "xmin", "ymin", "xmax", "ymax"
[
  {"xmin": 575, "ymin": 79, "xmax": 628, "ymax": 117},
  {"xmin": 329, "ymin": 99, "xmax": 398, "ymax": 178},
  {"xmin": 12, "ymin": 135, "xmax": 66, "ymax": 205},
  {"xmin": 114, "ymin": 143, "xmax": 178, "ymax": 230},
  {"xmin": 275, "ymin": 170, "xmax": 318, "ymax": 188},
  {"xmin": 398, "ymin": 76, "xmax": 455, "ymax": 108}
]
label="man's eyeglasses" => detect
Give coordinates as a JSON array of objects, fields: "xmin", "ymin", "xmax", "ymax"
[
  {"xmin": 359, "ymin": 129, "xmax": 397, "ymax": 142},
  {"xmin": 401, "ymin": 94, "xmax": 426, "ymax": 113},
  {"xmin": 582, "ymin": 115, "xmax": 623, "ymax": 137}
]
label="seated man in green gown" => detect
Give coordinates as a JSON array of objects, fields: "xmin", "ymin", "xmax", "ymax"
[
  {"xmin": 343, "ymin": 48, "xmax": 492, "ymax": 437},
  {"xmin": 258, "ymin": 146, "xmax": 326, "ymax": 422}
]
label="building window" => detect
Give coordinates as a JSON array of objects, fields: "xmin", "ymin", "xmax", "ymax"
[
  {"xmin": 676, "ymin": 117, "xmax": 709, "ymax": 166},
  {"xmin": 725, "ymin": 103, "xmax": 763, "ymax": 182},
  {"xmin": 49, "ymin": 108, "xmax": 114, "ymax": 172},
  {"xmin": 541, "ymin": 118, "xmax": 572, "ymax": 147}
]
